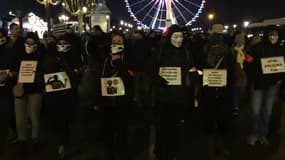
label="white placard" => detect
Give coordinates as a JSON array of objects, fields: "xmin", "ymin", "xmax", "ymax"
[
  {"xmin": 101, "ymin": 77, "xmax": 125, "ymax": 96},
  {"xmin": 0, "ymin": 69, "xmax": 9, "ymax": 86},
  {"xmin": 18, "ymin": 61, "xmax": 37, "ymax": 83},
  {"xmin": 44, "ymin": 72, "xmax": 71, "ymax": 93},
  {"xmin": 159, "ymin": 67, "xmax": 181, "ymax": 85},
  {"xmin": 261, "ymin": 56, "xmax": 285, "ymax": 74},
  {"xmin": 203, "ymin": 69, "xmax": 227, "ymax": 87}
]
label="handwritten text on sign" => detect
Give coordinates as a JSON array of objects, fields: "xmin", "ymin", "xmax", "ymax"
[
  {"xmin": 159, "ymin": 67, "xmax": 181, "ymax": 85},
  {"xmin": 18, "ymin": 61, "xmax": 37, "ymax": 83},
  {"xmin": 203, "ymin": 69, "xmax": 227, "ymax": 87},
  {"xmin": 261, "ymin": 56, "xmax": 285, "ymax": 74}
]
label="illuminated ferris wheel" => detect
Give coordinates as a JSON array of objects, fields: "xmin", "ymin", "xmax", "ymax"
[{"xmin": 124, "ymin": 0, "xmax": 206, "ymax": 29}]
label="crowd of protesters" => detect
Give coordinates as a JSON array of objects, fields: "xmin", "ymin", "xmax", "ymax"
[{"xmin": 0, "ymin": 22, "xmax": 284, "ymax": 160}]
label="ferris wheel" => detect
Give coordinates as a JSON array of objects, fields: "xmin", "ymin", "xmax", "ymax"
[{"xmin": 124, "ymin": 0, "xmax": 206, "ymax": 29}]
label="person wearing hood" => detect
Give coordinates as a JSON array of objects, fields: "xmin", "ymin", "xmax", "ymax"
[
  {"xmin": 0, "ymin": 28, "xmax": 15, "ymax": 153},
  {"xmin": 95, "ymin": 31, "xmax": 135, "ymax": 160},
  {"xmin": 150, "ymin": 24, "xmax": 197, "ymax": 160},
  {"xmin": 12, "ymin": 32, "xmax": 45, "ymax": 150},
  {"xmin": 246, "ymin": 26, "xmax": 285, "ymax": 146},
  {"xmin": 42, "ymin": 34, "xmax": 82, "ymax": 159},
  {"xmin": 202, "ymin": 24, "xmax": 234, "ymax": 158}
]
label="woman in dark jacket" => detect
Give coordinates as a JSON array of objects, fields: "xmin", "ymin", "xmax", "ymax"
[
  {"xmin": 151, "ymin": 25, "xmax": 196, "ymax": 160},
  {"xmin": 96, "ymin": 32, "xmax": 134, "ymax": 160},
  {"xmin": 42, "ymin": 34, "xmax": 82, "ymax": 159}
]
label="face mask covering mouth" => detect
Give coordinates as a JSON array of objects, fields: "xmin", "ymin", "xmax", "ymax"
[
  {"xmin": 57, "ymin": 44, "xmax": 71, "ymax": 53},
  {"xmin": 111, "ymin": 44, "xmax": 124, "ymax": 55},
  {"xmin": 171, "ymin": 32, "xmax": 184, "ymax": 48},
  {"xmin": 0, "ymin": 37, "xmax": 7, "ymax": 45},
  {"xmin": 25, "ymin": 43, "xmax": 38, "ymax": 54},
  {"xmin": 269, "ymin": 35, "xmax": 279, "ymax": 44}
]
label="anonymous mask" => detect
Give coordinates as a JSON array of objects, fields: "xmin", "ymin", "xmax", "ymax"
[
  {"xmin": 0, "ymin": 37, "xmax": 7, "ymax": 45},
  {"xmin": 111, "ymin": 44, "xmax": 124, "ymax": 55},
  {"xmin": 268, "ymin": 31, "xmax": 279, "ymax": 44},
  {"xmin": 170, "ymin": 32, "xmax": 183, "ymax": 48},
  {"xmin": 56, "ymin": 44, "xmax": 71, "ymax": 53},
  {"xmin": 25, "ymin": 43, "xmax": 38, "ymax": 54}
]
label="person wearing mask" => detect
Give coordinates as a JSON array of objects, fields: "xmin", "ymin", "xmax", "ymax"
[
  {"xmin": 12, "ymin": 32, "xmax": 44, "ymax": 151},
  {"xmin": 42, "ymin": 34, "xmax": 82, "ymax": 159},
  {"xmin": 151, "ymin": 25, "xmax": 196, "ymax": 160},
  {"xmin": 95, "ymin": 32, "xmax": 135, "ymax": 160},
  {"xmin": 0, "ymin": 28, "xmax": 15, "ymax": 153},
  {"xmin": 246, "ymin": 26, "xmax": 285, "ymax": 146}
]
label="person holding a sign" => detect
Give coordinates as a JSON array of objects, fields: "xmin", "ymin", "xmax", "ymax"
[
  {"xmin": 0, "ymin": 28, "xmax": 15, "ymax": 152},
  {"xmin": 150, "ymin": 25, "xmax": 197, "ymax": 160},
  {"xmin": 95, "ymin": 31, "xmax": 135, "ymax": 160},
  {"xmin": 246, "ymin": 26, "xmax": 285, "ymax": 146},
  {"xmin": 202, "ymin": 25, "xmax": 234, "ymax": 158},
  {"xmin": 12, "ymin": 32, "xmax": 44, "ymax": 151},
  {"xmin": 42, "ymin": 34, "xmax": 82, "ymax": 159}
]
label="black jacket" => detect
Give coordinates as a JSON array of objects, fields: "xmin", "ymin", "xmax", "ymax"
[
  {"xmin": 98, "ymin": 54, "xmax": 134, "ymax": 107},
  {"xmin": 246, "ymin": 42, "xmax": 285, "ymax": 89},
  {"xmin": 152, "ymin": 45, "xmax": 195, "ymax": 105}
]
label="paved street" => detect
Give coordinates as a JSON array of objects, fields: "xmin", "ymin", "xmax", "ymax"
[{"xmin": 0, "ymin": 76, "xmax": 284, "ymax": 160}]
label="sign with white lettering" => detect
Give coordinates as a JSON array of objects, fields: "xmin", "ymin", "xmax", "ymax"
[
  {"xmin": 18, "ymin": 61, "xmax": 37, "ymax": 83},
  {"xmin": 261, "ymin": 56, "xmax": 285, "ymax": 74},
  {"xmin": 203, "ymin": 69, "xmax": 227, "ymax": 87},
  {"xmin": 159, "ymin": 67, "xmax": 181, "ymax": 85}
]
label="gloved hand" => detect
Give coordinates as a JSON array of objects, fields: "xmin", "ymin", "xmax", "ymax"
[{"xmin": 153, "ymin": 75, "xmax": 168, "ymax": 86}]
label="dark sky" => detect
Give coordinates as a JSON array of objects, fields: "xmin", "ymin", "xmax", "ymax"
[{"xmin": 1, "ymin": 0, "xmax": 285, "ymax": 26}]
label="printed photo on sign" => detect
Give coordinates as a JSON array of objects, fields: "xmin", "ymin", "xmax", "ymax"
[
  {"xmin": 159, "ymin": 67, "xmax": 181, "ymax": 85},
  {"xmin": 101, "ymin": 77, "xmax": 125, "ymax": 96},
  {"xmin": 203, "ymin": 69, "xmax": 227, "ymax": 87},
  {"xmin": 18, "ymin": 61, "xmax": 37, "ymax": 83},
  {"xmin": 0, "ymin": 69, "xmax": 9, "ymax": 87},
  {"xmin": 44, "ymin": 72, "xmax": 71, "ymax": 93},
  {"xmin": 261, "ymin": 56, "xmax": 285, "ymax": 74}
]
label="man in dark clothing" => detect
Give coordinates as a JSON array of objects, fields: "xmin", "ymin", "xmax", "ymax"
[
  {"xmin": 246, "ymin": 26, "xmax": 285, "ymax": 146},
  {"xmin": 202, "ymin": 24, "xmax": 234, "ymax": 158},
  {"xmin": 0, "ymin": 28, "xmax": 15, "ymax": 153},
  {"xmin": 151, "ymin": 25, "xmax": 197, "ymax": 160}
]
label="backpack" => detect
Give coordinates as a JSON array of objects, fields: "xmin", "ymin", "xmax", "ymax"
[{"xmin": 204, "ymin": 41, "xmax": 229, "ymax": 69}]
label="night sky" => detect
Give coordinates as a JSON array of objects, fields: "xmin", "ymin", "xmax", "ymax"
[{"xmin": 1, "ymin": 0, "xmax": 285, "ymax": 26}]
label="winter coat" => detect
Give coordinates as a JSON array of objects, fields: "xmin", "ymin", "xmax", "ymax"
[{"xmin": 246, "ymin": 42, "xmax": 285, "ymax": 89}]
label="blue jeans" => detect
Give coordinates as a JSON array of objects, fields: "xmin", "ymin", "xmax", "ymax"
[{"xmin": 251, "ymin": 82, "xmax": 281, "ymax": 137}]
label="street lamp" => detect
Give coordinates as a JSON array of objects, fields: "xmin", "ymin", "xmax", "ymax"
[
  {"xmin": 36, "ymin": 0, "xmax": 61, "ymax": 33},
  {"xmin": 106, "ymin": 15, "xmax": 110, "ymax": 32},
  {"xmin": 207, "ymin": 13, "xmax": 215, "ymax": 29},
  {"xmin": 207, "ymin": 13, "xmax": 215, "ymax": 21},
  {"xmin": 59, "ymin": 15, "xmax": 69, "ymax": 23},
  {"xmin": 243, "ymin": 21, "xmax": 250, "ymax": 28}
]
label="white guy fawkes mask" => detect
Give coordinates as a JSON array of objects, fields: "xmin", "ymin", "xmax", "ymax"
[
  {"xmin": 57, "ymin": 44, "xmax": 71, "ymax": 53},
  {"xmin": 269, "ymin": 34, "xmax": 279, "ymax": 44},
  {"xmin": 111, "ymin": 43, "xmax": 124, "ymax": 54},
  {"xmin": 0, "ymin": 37, "xmax": 7, "ymax": 45},
  {"xmin": 25, "ymin": 43, "xmax": 38, "ymax": 54},
  {"xmin": 170, "ymin": 32, "xmax": 183, "ymax": 48}
]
